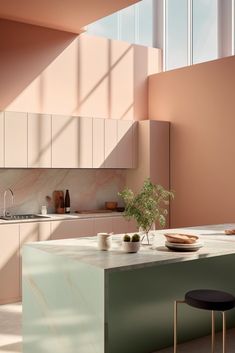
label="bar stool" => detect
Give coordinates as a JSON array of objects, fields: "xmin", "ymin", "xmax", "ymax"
[{"xmin": 174, "ymin": 289, "xmax": 235, "ymax": 353}]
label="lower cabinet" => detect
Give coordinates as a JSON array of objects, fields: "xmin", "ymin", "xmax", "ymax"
[
  {"xmin": 112, "ymin": 217, "xmax": 137, "ymax": 234},
  {"xmin": 51, "ymin": 219, "xmax": 94, "ymax": 240},
  {"xmin": 0, "ymin": 224, "xmax": 20, "ymax": 304},
  {"xmin": 19, "ymin": 222, "xmax": 51, "ymax": 296},
  {"xmin": 93, "ymin": 216, "xmax": 138, "ymax": 235}
]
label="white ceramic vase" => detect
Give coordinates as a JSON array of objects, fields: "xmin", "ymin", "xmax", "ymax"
[{"xmin": 122, "ymin": 241, "xmax": 140, "ymax": 253}]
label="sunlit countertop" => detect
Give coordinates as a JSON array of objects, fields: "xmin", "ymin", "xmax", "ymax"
[
  {"xmin": 24, "ymin": 223, "xmax": 235, "ymax": 272},
  {"xmin": 0, "ymin": 212, "xmax": 124, "ymax": 225}
]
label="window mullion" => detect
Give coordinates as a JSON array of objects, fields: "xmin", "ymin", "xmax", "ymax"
[{"xmin": 188, "ymin": 0, "xmax": 193, "ymax": 65}]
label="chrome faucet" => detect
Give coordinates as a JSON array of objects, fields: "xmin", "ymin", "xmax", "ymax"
[{"xmin": 3, "ymin": 188, "xmax": 14, "ymax": 217}]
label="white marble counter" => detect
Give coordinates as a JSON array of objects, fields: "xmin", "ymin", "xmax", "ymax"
[
  {"xmin": 0, "ymin": 211, "xmax": 124, "ymax": 224},
  {"xmin": 25, "ymin": 223, "xmax": 235, "ymax": 272}
]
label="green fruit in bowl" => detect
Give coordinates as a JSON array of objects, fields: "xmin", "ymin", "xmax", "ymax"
[
  {"xmin": 123, "ymin": 234, "xmax": 131, "ymax": 242},
  {"xmin": 132, "ymin": 233, "xmax": 140, "ymax": 242}
]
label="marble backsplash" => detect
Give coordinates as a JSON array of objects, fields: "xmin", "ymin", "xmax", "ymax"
[{"xmin": 0, "ymin": 169, "xmax": 126, "ymax": 215}]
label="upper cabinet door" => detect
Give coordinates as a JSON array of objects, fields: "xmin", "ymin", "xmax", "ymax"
[
  {"xmin": 93, "ymin": 118, "xmax": 105, "ymax": 168},
  {"xmin": 0, "ymin": 112, "xmax": 4, "ymax": 167},
  {"xmin": 5, "ymin": 111, "xmax": 27, "ymax": 168},
  {"xmin": 79, "ymin": 117, "xmax": 93, "ymax": 168},
  {"xmin": 117, "ymin": 120, "xmax": 133, "ymax": 168},
  {"xmin": 28, "ymin": 113, "xmax": 52, "ymax": 168},
  {"xmin": 52, "ymin": 115, "xmax": 79, "ymax": 168},
  {"xmin": 104, "ymin": 119, "xmax": 118, "ymax": 168}
]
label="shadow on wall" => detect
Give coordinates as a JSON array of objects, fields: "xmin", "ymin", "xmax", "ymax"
[
  {"xmin": 0, "ymin": 19, "xmax": 77, "ymax": 110},
  {"xmin": 1, "ymin": 18, "xmax": 161, "ymax": 119}
]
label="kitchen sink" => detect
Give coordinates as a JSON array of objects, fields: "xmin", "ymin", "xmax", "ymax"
[{"xmin": 0, "ymin": 214, "xmax": 50, "ymax": 221}]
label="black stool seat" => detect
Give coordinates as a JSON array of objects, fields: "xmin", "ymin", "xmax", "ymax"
[{"xmin": 185, "ymin": 289, "xmax": 235, "ymax": 311}]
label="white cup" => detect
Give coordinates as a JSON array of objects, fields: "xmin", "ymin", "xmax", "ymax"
[
  {"xmin": 97, "ymin": 233, "xmax": 112, "ymax": 251},
  {"xmin": 41, "ymin": 205, "xmax": 47, "ymax": 215}
]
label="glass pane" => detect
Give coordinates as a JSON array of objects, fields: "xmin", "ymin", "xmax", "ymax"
[
  {"xmin": 87, "ymin": 0, "xmax": 153, "ymax": 47},
  {"xmin": 119, "ymin": 5, "xmax": 135, "ymax": 43},
  {"xmin": 166, "ymin": 0, "xmax": 188, "ymax": 70},
  {"xmin": 138, "ymin": 0, "xmax": 153, "ymax": 46},
  {"xmin": 87, "ymin": 13, "xmax": 118, "ymax": 40},
  {"xmin": 193, "ymin": 0, "xmax": 218, "ymax": 64}
]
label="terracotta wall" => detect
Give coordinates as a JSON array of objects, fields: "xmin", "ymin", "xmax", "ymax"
[
  {"xmin": 149, "ymin": 56, "xmax": 235, "ymax": 227},
  {"xmin": 1, "ymin": 19, "xmax": 161, "ymax": 120}
]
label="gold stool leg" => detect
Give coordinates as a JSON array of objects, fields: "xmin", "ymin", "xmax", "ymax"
[
  {"xmin": 222, "ymin": 312, "xmax": 226, "ymax": 353},
  {"xmin": 174, "ymin": 301, "xmax": 177, "ymax": 353},
  {"xmin": 211, "ymin": 311, "xmax": 215, "ymax": 353},
  {"xmin": 174, "ymin": 301, "xmax": 185, "ymax": 353}
]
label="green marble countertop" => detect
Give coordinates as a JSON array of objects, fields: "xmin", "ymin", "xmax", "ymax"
[{"xmin": 24, "ymin": 224, "xmax": 235, "ymax": 272}]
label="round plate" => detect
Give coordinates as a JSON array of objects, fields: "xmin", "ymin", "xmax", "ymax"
[{"xmin": 165, "ymin": 240, "xmax": 204, "ymax": 252}]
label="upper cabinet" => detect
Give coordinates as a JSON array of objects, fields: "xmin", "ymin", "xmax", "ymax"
[
  {"xmin": 52, "ymin": 115, "xmax": 80, "ymax": 168},
  {"xmin": 0, "ymin": 112, "xmax": 4, "ymax": 167},
  {"xmin": 28, "ymin": 113, "xmax": 51, "ymax": 168},
  {"xmin": 79, "ymin": 117, "xmax": 93, "ymax": 168},
  {"xmin": 93, "ymin": 118, "xmax": 105, "ymax": 168},
  {"xmin": 104, "ymin": 119, "xmax": 118, "ymax": 168},
  {"xmin": 117, "ymin": 120, "xmax": 133, "ymax": 168},
  {"xmin": 104, "ymin": 119, "xmax": 137, "ymax": 168},
  {"xmin": 2, "ymin": 112, "xmax": 137, "ymax": 169},
  {"xmin": 4, "ymin": 111, "xmax": 27, "ymax": 168}
]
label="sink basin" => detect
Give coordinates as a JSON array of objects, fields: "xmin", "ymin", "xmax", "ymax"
[{"xmin": 0, "ymin": 214, "xmax": 50, "ymax": 221}]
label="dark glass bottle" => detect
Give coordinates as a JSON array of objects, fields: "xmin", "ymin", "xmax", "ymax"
[{"xmin": 65, "ymin": 189, "xmax": 70, "ymax": 214}]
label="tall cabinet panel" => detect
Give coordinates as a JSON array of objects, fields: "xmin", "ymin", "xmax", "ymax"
[
  {"xmin": 52, "ymin": 115, "xmax": 79, "ymax": 168},
  {"xmin": 117, "ymin": 120, "xmax": 133, "ymax": 168},
  {"xmin": 0, "ymin": 112, "xmax": 4, "ymax": 167},
  {"xmin": 5, "ymin": 111, "xmax": 27, "ymax": 167},
  {"xmin": 93, "ymin": 118, "xmax": 105, "ymax": 168},
  {"xmin": 28, "ymin": 113, "xmax": 52, "ymax": 168},
  {"xmin": 79, "ymin": 117, "xmax": 93, "ymax": 168},
  {"xmin": 0, "ymin": 224, "xmax": 20, "ymax": 303},
  {"xmin": 104, "ymin": 119, "xmax": 118, "ymax": 168}
]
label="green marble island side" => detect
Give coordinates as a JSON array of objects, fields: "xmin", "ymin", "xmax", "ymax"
[{"xmin": 22, "ymin": 224, "xmax": 235, "ymax": 353}]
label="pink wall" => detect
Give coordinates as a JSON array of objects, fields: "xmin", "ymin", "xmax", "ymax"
[
  {"xmin": 149, "ymin": 56, "xmax": 235, "ymax": 227},
  {"xmin": 0, "ymin": 19, "xmax": 77, "ymax": 111},
  {"xmin": 1, "ymin": 19, "xmax": 161, "ymax": 120},
  {"xmin": 0, "ymin": 0, "xmax": 139, "ymax": 33}
]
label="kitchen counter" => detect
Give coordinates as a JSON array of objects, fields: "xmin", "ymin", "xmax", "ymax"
[
  {"xmin": 25, "ymin": 223, "xmax": 235, "ymax": 272},
  {"xmin": 22, "ymin": 224, "xmax": 235, "ymax": 353},
  {"xmin": 0, "ymin": 211, "xmax": 124, "ymax": 224}
]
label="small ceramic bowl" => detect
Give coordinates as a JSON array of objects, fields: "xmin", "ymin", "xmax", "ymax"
[{"xmin": 122, "ymin": 241, "xmax": 140, "ymax": 253}]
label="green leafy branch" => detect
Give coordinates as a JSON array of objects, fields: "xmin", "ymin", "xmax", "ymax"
[{"xmin": 118, "ymin": 179, "xmax": 174, "ymax": 233}]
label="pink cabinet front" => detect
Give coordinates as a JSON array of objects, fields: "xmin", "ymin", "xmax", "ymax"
[
  {"xmin": 4, "ymin": 111, "xmax": 28, "ymax": 168},
  {"xmin": 52, "ymin": 115, "xmax": 80, "ymax": 168},
  {"xmin": 51, "ymin": 219, "xmax": 94, "ymax": 240},
  {"xmin": 0, "ymin": 224, "xmax": 20, "ymax": 304},
  {"xmin": 93, "ymin": 217, "xmax": 113, "ymax": 234},
  {"xmin": 28, "ymin": 113, "xmax": 52, "ymax": 168},
  {"xmin": 93, "ymin": 118, "xmax": 105, "ymax": 168},
  {"xmin": 112, "ymin": 217, "xmax": 137, "ymax": 234}
]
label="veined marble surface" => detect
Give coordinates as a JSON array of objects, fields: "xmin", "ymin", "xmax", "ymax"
[
  {"xmin": 25, "ymin": 224, "xmax": 235, "ymax": 272},
  {"xmin": 0, "ymin": 169, "xmax": 126, "ymax": 215}
]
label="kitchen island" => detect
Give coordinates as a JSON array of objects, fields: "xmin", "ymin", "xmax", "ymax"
[{"xmin": 22, "ymin": 224, "xmax": 235, "ymax": 353}]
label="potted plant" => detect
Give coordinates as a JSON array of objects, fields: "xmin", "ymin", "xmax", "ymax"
[
  {"xmin": 118, "ymin": 179, "xmax": 174, "ymax": 245},
  {"xmin": 122, "ymin": 233, "xmax": 141, "ymax": 253}
]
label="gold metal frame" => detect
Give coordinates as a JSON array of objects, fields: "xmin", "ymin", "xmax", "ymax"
[{"xmin": 173, "ymin": 300, "xmax": 227, "ymax": 353}]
